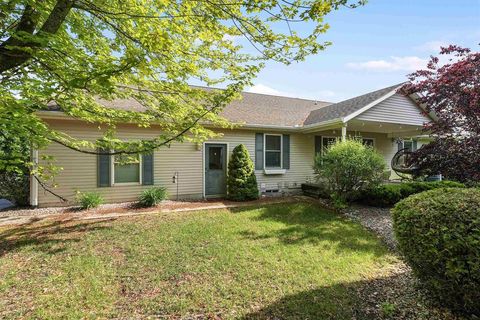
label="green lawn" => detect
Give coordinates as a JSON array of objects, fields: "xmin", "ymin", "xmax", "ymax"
[{"xmin": 0, "ymin": 202, "xmax": 400, "ymax": 319}]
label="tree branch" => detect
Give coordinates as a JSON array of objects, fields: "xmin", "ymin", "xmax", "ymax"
[
  {"xmin": 0, "ymin": 0, "xmax": 74, "ymax": 73},
  {"xmin": 50, "ymin": 104, "xmax": 221, "ymax": 155},
  {"xmin": 34, "ymin": 175, "xmax": 68, "ymax": 202}
]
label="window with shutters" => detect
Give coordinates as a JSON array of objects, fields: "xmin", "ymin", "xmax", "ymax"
[
  {"xmin": 113, "ymin": 154, "xmax": 141, "ymax": 184},
  {"xmin": 264, "ymin": 134, "xmax": 282, "ymax": 168}
]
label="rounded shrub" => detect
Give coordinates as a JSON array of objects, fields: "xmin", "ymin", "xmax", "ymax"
[
  {"xmin": 314, "ymin": 139, "xmax": 386, "ymax": 205},
  {"xmin": 227, "ymin": 144, "xmax": 259, "ymax": 201},
  {"xmin": 76, "ymin": 191, "xmax": 104, "ymax": 209},
  {"xmin": 138, "ymin": 187, "xmax": 168, "ymax": 207},
  {"xmin": 392, "ymin": 188, "xmax": 480, "ymax": 315}
]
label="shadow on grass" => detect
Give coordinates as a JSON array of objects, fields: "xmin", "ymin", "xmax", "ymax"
[
  {"xmin": 241, "ymin": 271, "xmax": 453, "ymax": 320},
  {"xmin": 231, "ymin": 203, "xmax": 387, "ymax": 256},
  {"xmin": 232, "ymin": 202, "xmax": 388, "ymax": 256},
  {"xmin": 0, "ymin": 219, "xmax": 114, "ymax": 257}
]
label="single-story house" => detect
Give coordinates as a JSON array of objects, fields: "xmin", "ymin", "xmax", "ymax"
[{"xmin": 31, "ymin": 83, "xmax": 433, "ymax": 207}]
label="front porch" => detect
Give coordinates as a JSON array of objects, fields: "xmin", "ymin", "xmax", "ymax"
[{"xmin": 303, "ymin": 119, "xmax": 428, "ymax": 181}]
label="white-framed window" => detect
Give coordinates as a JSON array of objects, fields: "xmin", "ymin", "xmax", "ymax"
[
  {"xmin": 362, "ymin": 138, "xmax": 375, "ymax": 147},
  {"xmin": 112, "ymin": 153, "xmax": 142, "ymax": 185},
  {"xmin": 402, "ymin": 140, "xmax": 414, "ymax": 152},
  {"xmin": 397, "ymin": 139, "xmax": 417, "ymax": 152},
  {"xmin": 264, "ymin": 134, "xmax": 282, "ymax": 168}
]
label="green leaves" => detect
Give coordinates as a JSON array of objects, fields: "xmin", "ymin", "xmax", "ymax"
[
  {"xmin": 314, "ymin": 138, "xmax": 386, "ymax": 202},
  {"xmin": 227, "ymin": 144, "xmax": 259, "ymax": 201},
  {"xmin": 392, "ymin": 188, "xmax": 480, "ymax": 314},
  {"xmin": 1, "ymin": 0, "xmax": 364, "ymax": 178}
]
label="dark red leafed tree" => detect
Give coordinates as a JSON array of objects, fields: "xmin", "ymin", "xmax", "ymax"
[{"xmin": 402, "ymin": 45, "xmax": 480, "ymax": 183}]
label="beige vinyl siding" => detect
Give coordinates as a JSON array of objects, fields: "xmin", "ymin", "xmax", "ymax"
[
  {"xmin": 213, "ymin": 130, "xmax": 315, "ymax": 191},
  {"xmin": 37, "ymin": 122, "xmax": 317, "ymax": 206},
  {"xmin": 356, "ymin": 93, "xmax": 431, "ymax": 126},
  {"xmin": 37, "ymin": 119, "xmax": 405, "ymax": 206},
  {"xmin": 38, "ymin": 119, "xmax": 203, "ymax": 206}
]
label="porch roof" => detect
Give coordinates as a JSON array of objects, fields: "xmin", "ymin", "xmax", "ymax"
[{"xmin": 303, "ymin": 83, "xmax": 405, "ymax": 125}]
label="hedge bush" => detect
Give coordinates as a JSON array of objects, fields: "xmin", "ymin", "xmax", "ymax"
[
  {"xmin": 138, "ymin": 187, "xmax": 168, "ymax": 207},
  {"xmin": 361, "ymin": 180, "xmax": 465, "ymax": 207},
  {"xmin": 392, "ymin": 188, "xmax": 480, "ymax": 315},
  {"xmin": 314, "ymin": 139, "xmax": 386, "ymax": 206},
  {"xmin": 76, "ymin": 191, "xmax": 104, "ymax": 209},
  {"xmin": 227, "ymin": 144, "xmax": 259, "ymax": 201}
]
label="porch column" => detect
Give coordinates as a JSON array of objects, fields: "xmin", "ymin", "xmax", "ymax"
[{"xmin": 341, "ymin": 123, "xmax": 347, "ymax": 142}]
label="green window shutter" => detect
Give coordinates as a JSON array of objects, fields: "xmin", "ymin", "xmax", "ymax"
[
  {"xmin": 397, "ymin": 140, "xmax": 403, "ymax": 151},
  {"xmin": 315, "ymin": 136, "xmax": 322, "ymax": 156},
  {"xmin": 282, "ymin": 134, "xmax": 290, "ymax": 169},
  {"xmin": 413, "ymin": 140, "xmax": 418, "ymax": 151},
  {"xmin": 142, "ymin": 153, "xmax": 154, "ymax": 185},
  {"xmin": 97, "ymin": 149, "xmax": 111, "ymax": 187},
  {"xmin": 255, "ymin": 133, "xmax": 264, "ymax": 170}
]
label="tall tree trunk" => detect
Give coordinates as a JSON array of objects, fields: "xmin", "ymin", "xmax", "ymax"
[{"xmin": 0, "ymin": 0, "xmax": 73, "ymax": 73}]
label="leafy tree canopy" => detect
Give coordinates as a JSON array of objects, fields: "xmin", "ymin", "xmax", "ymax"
[
  {"xmin": 403, "ymin": 45, "xmax": 480, "ymax": 183},
  {"xmin": 0, "ymin": 0, "xmax": 366, "ymax": 178}
]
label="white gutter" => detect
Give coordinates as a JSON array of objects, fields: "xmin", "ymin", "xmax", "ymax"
[
  {"xmin": 300, "ymin": 119, "xmax": 345, "ymax": 133},
  {"xmin": 36, "ymin": 111, "xmax": 302, "ymax": 132},
  {"xmin": 35, "ymin": 110, "xmax": 72, "ymax": 120},
  {"xmin": 207, "ymin": 122, "xmax": 299, "ymax": 132}
]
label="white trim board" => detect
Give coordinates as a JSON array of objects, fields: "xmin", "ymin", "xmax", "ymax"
[{"xmin": 263, "ymin": 133, "xmax": 283, "ymax": 170}]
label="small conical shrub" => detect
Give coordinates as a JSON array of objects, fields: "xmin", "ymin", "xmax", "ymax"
[{"xmin": 227, "ymin": 144, "xmax": 259, "ymax": 201}]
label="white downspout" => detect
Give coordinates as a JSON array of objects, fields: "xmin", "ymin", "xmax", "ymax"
[{"xmin": 29, "ymin": 148, "xmax": 38, "ymax": 207}]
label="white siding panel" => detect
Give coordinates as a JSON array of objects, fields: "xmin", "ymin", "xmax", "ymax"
[{"xmin": 356, "ymin": 94, "xmax": 430, "ymax": 126}]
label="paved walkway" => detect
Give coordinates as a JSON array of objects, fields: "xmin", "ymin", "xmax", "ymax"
[{"xmin": 0, "ymin": 197, "xmax": 303, "ymax": 227}]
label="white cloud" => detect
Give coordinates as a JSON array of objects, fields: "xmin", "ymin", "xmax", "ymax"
[
  {"xmin": 346, "ymin": 56, "xmax": 428, "ymax": 72},
  {"xmin": 246, "ymin": 84, "xmax": 337, "ymax": 101},
  {"xmin": 414, "ymin": 41, "xmax": 448, "ymax": 52},
  {"xmin": 247, "ymin": 84, "xmax": 294, "ymax": 97}
]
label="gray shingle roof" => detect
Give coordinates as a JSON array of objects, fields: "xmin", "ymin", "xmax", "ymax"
[
  {"xmin": 303, "ymin": 83, "xmax": 405, "ymax": 125},
  {"xmin": 221, "ymin": 92, "xmax": 330, "ymax": 127},
  {"xmin": 44, "ymin": 83, "xmax": 407, "ymax": 127}
]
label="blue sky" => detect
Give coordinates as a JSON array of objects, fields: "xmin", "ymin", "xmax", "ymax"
[{"xmin": 244, "ymin": 0, "xmax": 480, "ymax": 102}]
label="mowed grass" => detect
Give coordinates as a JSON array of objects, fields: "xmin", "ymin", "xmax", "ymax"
[{"xmin": 0, "ymin": 202, "xmax": 399, "ymax": 319}]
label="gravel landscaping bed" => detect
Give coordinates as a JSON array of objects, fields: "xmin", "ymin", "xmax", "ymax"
[
  {"xmin": 0, "ymin": 202, "xmax": 135, "ymax": 218},
  {"xmin": 343, "ymin": 205, "xmax": 397, "ymax": 250},
  {"xmin": 320, "ymin": 201, "xmax": 462, "ymax": 319},
  {"xmin": 0, "ymin": 196, "xmax": 301, "ymax": 222}
]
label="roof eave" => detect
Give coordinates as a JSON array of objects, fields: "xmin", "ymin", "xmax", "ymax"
[
  {"xmin": 300, "ymin": 118, "xmax": 345, "ymax": 133},
  {"xmin": 36, "ymin": 111, "xmax": 303, "ymax": 132}
]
